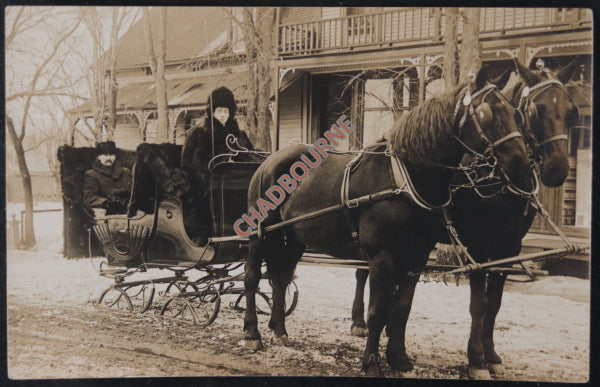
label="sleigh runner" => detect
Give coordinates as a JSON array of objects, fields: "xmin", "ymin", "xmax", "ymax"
[{"xmin": 59, "ymin": 140, "xmax": 297, "ymax": 325}]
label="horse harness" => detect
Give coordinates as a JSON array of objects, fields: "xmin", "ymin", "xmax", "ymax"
[
  {"xmin": 255, "ymin": 83, "xmax": 522, "ymax": 265},
  {"xmin": 451, "ymin": 78, "xmax": 573, "ymax": 200},
  {"xmin": 339, "ymin": 83, "xmax": 523, "ymax": 259},
  {"xmin": 500, "ymin": 78, "xmax": 574, "ymax": 201},
  {"xmin": 516, "ymin": 78, "xmax": 571, "ymax": 156}
]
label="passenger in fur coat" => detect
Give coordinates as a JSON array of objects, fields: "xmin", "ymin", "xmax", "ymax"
[
  {"xmin": 181, "ymin": 86, "xmax": 254, "ymax": 177},
  {"xmin": 180, "ymin": 86, "xmax": 255, "ymax": 244}
]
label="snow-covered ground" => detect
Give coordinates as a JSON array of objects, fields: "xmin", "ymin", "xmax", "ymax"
[{"xmin": 5, "ymin": 202, "xmax": 591, "ymax": 380}]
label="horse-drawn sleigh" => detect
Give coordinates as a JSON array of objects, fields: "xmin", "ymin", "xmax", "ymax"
[{"xmin": 58, "ymin": 60, "xmax": 587, "ymax": 378}]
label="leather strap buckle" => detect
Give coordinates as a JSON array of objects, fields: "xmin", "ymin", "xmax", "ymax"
[{"xmin": 347, "ymin": 199, "xmax": 359, "ymax": 208}]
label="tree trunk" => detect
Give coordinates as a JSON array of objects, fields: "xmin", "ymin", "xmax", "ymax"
[
  {"xmin": 241, "ymin": 7, "xmax": 273, "ymax": 151},
  {"xmin": 7, "ymin": 116, "xmax": 36, "ymax": 248},
  {"xmin": 105, "ymin": 8, "xmax": 121, "ymax": 139},
  {"xmin": 443, "ymin": 8, "xmax": 459, "ymax": 90},
  {"xmin": 255, "ymin": 8, "xmax": 274, "ymax": 151},
  {"xmin": 142, "ymin": 7, "xmax": 169, "ymax": 143},
  {"xmin": 155, "ymin": 8, "xmax": 169, "ymax": 143},
  {"xmin": 106, "ymin": 70, "xmax": 118, "ymax": 140},
  {"xmin": 242, "ymin": 8, "xmax": 259, "ymax": 145},
  {"xmin": 459, "ymin": 8, "xmax": 481, "ymax": 83}
]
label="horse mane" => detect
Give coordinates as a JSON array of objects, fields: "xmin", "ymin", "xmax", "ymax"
[{"xmin": 388, "ymin": 83, "xmax": 466, "ymax": 165}]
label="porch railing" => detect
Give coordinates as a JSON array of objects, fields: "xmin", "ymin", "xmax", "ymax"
[{"xmin": 278, "ymin": 8, "xmax": 590, "ymax": 56}]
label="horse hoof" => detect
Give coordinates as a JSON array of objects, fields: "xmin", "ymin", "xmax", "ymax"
[
  {"xmin": 350, "ymin": 325, "xmax": 368, "ymax": 337},
  {"xmin": 363, "ymin": 364, "xmax": 383, "ymax": 377},
  {"xmin": 388, "ymin": 356, "xmax": 414, "ymax": 372},
  {"xmin": 488, "ymin": 363, "xmax": 504, "ymax": 374},
  {"xmin": 245, "ymin": 339, "xmax": 264, "ymax": 351},
  {"xmin": 272, "ymin": 335, "xmax": 289, "ymax": 346},
  {"xmin": 468, "ymin": 366, "xmax": 492, "ymax": 380}
]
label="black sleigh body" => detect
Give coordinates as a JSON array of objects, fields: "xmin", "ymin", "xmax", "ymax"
[{"xmin": 58, "ymin": 143, "xmax": 261, "ymax": 270}]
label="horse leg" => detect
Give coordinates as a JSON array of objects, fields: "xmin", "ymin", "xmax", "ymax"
[
  {"xmin": 386, "ymin": 274, "xmax": 420, "ymax": 372},
  {"xmin": 266, "ymin": 237, "xmax": 303, "ymax": 346},
  {"xmin": 351, "ymin": 268, "xmax": 369, "ymax": 337},
  {"xmin": 243, "ymin": 238, "xmax": 264, "ymax": 350},
  {"xmin": 483, "ymin": 272, "xmax": 506, "ymax": 373},
  {"xmin": 467, "ymin": 272, "xmax": 492, "ymax": 380},
  {"xmin": 362, "ymin": 255, "xmax": 393, "ymax": 377}
]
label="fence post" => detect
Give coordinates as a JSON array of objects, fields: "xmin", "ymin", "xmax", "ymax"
[{"xmin": 8, "ymin": 214, "xmax": 22, "ymax": 249}]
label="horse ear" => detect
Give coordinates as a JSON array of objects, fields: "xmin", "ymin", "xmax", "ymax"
[
  {"xmin": 474, "ymin": 65, "xmax": 490, "ymax": 90},
  {"xmin": 513, "ymin": 58, "xmax": 541, "ymax": 86},
  {"xmin": 556, "ymin": 58, "xmax": 580, "ymax": 84},
  {"xmin": 489, "ymin": 66, "xmax": 514, "ymax": 90}
]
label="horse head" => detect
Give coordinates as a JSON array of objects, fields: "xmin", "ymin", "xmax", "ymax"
[
  {"xmin": 453, "ymin": 66, "xmax": 532, "ymax": 192},
  {"xmin": 511, "ymin": 58, "xmax": 579, "ymax": 187}
]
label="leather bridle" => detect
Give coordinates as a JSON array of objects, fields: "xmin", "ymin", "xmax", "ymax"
[
  {"xmin": 516, "ymin": 78, "xmax": 573, "ymax": 158},
  {"xmin": 452, "ymin": 83, "xmax": 524, "ymax": 162},
  {"xmin": 449, "ymin": 83, "xmax": 529, "ymax": 198}
]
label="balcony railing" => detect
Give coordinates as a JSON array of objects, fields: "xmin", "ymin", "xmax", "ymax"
[{"xmin": 278, "ymin": 8, "xmax": 591, "ymax": 56}]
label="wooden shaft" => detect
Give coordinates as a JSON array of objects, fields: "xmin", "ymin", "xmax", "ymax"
[{"xmin": 447, "ymin": 245, "xmax": 589, "ymax": 275}]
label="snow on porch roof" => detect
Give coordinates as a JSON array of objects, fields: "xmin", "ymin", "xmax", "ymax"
[{"xmin": 69, "ymin": 73, "xmax": 247, "ymax": 117}]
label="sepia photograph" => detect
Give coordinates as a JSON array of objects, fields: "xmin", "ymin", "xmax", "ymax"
[{"xmin": 5, "ymin": 6, "xmax": 593, "ymax": 381}]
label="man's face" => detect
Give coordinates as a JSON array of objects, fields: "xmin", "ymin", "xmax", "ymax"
[
  {"xmin": 97, "ymin": 154, "xmax": 116, "ymax": 166},
  {"xmin": 213, "ymin": 107, "xmax": 230, "ymax": 126}
]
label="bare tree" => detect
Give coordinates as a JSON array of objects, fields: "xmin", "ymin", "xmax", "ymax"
[
  {"xmin": 5, "ymin": 7, "xmax": 84, "ymax": 248},
  {"xmin": 142, "ymin": 7, "xmax": 169, "ymax": 143},
  {"xmin": 459, "ymin": 8, "xmax": 482, "ymax": 82},
  {"xmin": 443, "ymin": 8, "xmax": 459, "ymax": 89},
  {"xmin": 235, "ymin": 7, "xmax": 275, "ymax": 151},
  {"xmin": 79, "ymin": 7, "xmax": 139, "ymax": 141}
]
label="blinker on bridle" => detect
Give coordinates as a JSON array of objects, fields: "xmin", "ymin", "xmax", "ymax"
[
  {"xmin": 516, "ymin": 60, "xmax": 573, "ymax": 156},
  {"xmin": 452, "ymin": 83, "xmax": 523, "ymax": 160}
]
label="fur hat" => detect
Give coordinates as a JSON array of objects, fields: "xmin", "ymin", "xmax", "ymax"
[
  {"xmin": 208, "ymin": 86, "xmax": 237, "ymax": 116},
  {"xmin": 96, "ymin": 141, "xmax": 117, "ymax": 156}
]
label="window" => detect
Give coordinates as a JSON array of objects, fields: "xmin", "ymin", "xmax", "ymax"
[
  {"xmin": 363, "ymin": 79, "xmax": 395, "ymax": 146},
  {"xmin": 361, "ymin": 69, "xmax": 418, "ymax": 146}
]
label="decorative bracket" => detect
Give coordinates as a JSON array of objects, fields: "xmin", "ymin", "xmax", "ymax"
[{"xmin": 279, "ymin": 68, "xmax": 296, "ymax": 87}]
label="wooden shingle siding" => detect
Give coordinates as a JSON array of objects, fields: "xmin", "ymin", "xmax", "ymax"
[
  {"xmin": 321, "ymin": 7, "xmax": 342, "ymax": 19},
  {"xmin": 280, "ymin": 7, "xmax": 321, "ymax": 24},
  {"xmin": 278, "ymin": 79, "xmax": 303, "ymax": 149}
]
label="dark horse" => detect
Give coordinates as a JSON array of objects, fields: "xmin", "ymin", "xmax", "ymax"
[
  {"xmin": 349, "ymin": 59, "xmax": 580, "ymax": 379},
  {"xmin": 242, "ymin": 67, "xmax": 532, "ymax": 376}
]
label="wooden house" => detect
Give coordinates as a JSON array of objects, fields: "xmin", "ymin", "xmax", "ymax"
[
  {"xmin": 69, "ymin": 7, "xmax": 249, "ymax": 148},
  {"xmin": 273, "ymin": 7, "xmax": 592, "ymax": 240},
  {"xmin": 68, "ymin": 7, "xmax": 591, "ymax": 268}
]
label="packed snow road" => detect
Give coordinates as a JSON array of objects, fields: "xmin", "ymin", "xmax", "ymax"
[{"xmin": 6, "ymin": 204, "xmax": 590, "ymax": 381}]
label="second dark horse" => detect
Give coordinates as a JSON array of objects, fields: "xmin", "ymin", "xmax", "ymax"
[
  {"xmin": 350, "ymin": 59, "xmax": 581, "ymax": 379},
  {"xmin": 242, "ymin": 67, "xmax": 533, "ymax": 376}
]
